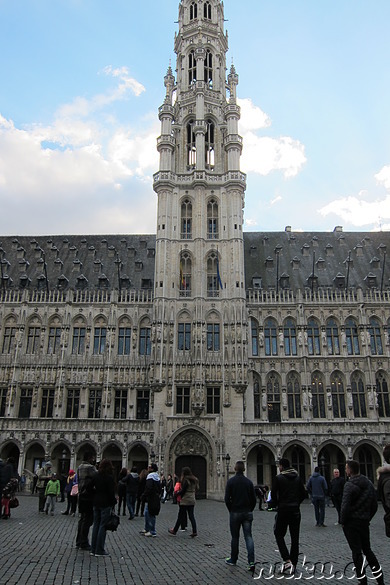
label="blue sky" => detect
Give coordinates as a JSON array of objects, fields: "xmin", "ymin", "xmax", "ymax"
[{"xmin": 0, "ymin": 0, "xmax": 390, "ymax": 235}]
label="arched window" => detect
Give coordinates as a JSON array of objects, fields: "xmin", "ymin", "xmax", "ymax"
[
  {"xmin": 356, "ymin": 446, "xmax": 376, "ymax": 483},
  {"xmin": 190, "ymin": 2, "xmax": 197, "ymax": 20},
  {"xmin": 93, "ymin": 317, "xmax": 107, "ymax": 355},
  {"xmin": 251, "ymin": 319, "xmax": 258, "ymax": 356},
  {"xmin": 307, "ymin": 318, "xmax": 321, "ymax": 356},
  {"xmin": 186, "ymin": 119, "xmax": 196, "ymax": 167},
  {"xmin": 204, "ymin": 1, "xmax": 211, "ymax": 19},
  {"xmin": 345, "ymin": 317, "xmax": 360, "ymax": 355},
  {"xmin": 326, "ymin": 318, "xmax": 340, "ymax": 355},
  {"xmin": 205, "ymin": 119, "xmax": 215, "ymax": 167},
  {"xmin": 351, "ymin": 372, "xmax": 367, "ymax": 417},
  {"xmin": 368, "ymin": 317, "xmax": 383, "ymax": 355},
  {"xmin": 139, "ymin": 320, "xmax": 151, "ymax": 356},
  {"xmin": 204, "ymin": 50, "xmax": 213, "ymax": 88},
  {"xmin": 207, "ymin": 199, "xmax": 218, "ymax": 239},
  {"xmin": 311, "ymin": 372, "xmax": 325, "ymax": 418},
  {"xmin": 118, "ymin": 317, "xmax": 131, "ymax": 356},
  {"xmin": 181, "ymin": 199, "xmax": 192, "ymax": 239},
  {"xmin": 287, "ymin": 371, "xmax": 301, "ymax": 418},
  {"xmin": 180, "ymin": 252, "xmax": 192, "ymax": 297},
  {"xmin": 207, "ymin": 251, "xmax": 222, "ymax": 297},
  {"xmin": 206, "ymin": 313, "xmax": 220, "ymax": 351},
  {"xmin": 267, "ymin": 372, "xmax": 281, "ymax": 423},
  {"xmin": 284, "ymin": 318, "xmax": 297, "ymax": 356},
  {"xmin": 376, "ymin": 371, "xmax": 390, "ymax": 417},
  {"xmin": 254, "ymin": 378, "xmax": 261, "ymax": 419},
  {"xmin": 330, "ymin": 371, "xmax": 346, "ymax": 417},
  {"xmin": 264, "ymin": 318, "xmax": 278, "ymax": 356},
  {"xmin": 188, "ymin": 51, "xmax": 196, "ymax": 86}
]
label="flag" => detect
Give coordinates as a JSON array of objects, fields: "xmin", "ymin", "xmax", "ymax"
[{"xmin": 216, "ymin": 255, "xmax": 223, "ymax": 290}]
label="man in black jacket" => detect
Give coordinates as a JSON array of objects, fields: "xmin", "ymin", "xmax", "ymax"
[
  {"xmin": 271, "ymin": 457, "xmax": 306, "ymax": 575},
  {"xmin": 341, "ymin": 460, "xmax": 383, "ymax": 585},
  {"xmin": 224, "ymin": 460, "xmax": 256, "ymax": 572}
]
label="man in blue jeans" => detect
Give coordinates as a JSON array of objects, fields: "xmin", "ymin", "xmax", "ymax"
[
  {"xmin": 224, "ymin": 460, "xmax": 257, "ymax": 573},
  {"xmin": 306, "ymin": 466, "xmax": 328, "ymax": 527}
]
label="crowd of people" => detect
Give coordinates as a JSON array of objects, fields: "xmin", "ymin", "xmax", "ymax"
[{"xmin": 1, "ymin": 444, "xmax": 390, "ymax": 580}]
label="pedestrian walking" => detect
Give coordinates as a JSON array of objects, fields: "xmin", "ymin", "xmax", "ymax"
[
  {"xmin": 271, "ymin": 457, "xmax": 306, "ymax": 575},
  {"xmin": 75, "ymin": 451, "xmax": 98, "ymax": 551},
  {"xmin": 135, "ymin": 468, "xmax": 147, "ymax": 517},
  {"xmin": 44, "ymin": 473, "xmax": 60, "ymax": 515},
  {"xmin": 330, "ymin": 468, "xmax": 345, "ymax": 525},
  {"xmin": 306, "ymin": 466, "xmax": 328, "ymax": 527},
  {"xmin": 224, "ymin": 460, "xmax": 256, "ymax": 573},
  {"xmin": 341, "ymin": 459, "xmax": 383, "ymax": 585},
  {"xmin": 140, "ymin": 463, "xmax": 161, "ymax": 537},
  {"xmin": 123, "ymin": 466, "xmax": 139, "ymax": 520},
  {"xmin": 90, "ymin": 459, "xmax": 117, "ymax": 557},
  {"xmin": 376, "ymin": 444, "xmax": 390, "ymax": 538},
  {"xmin": 168, "ymin": 467, "xmax": 199, "ymax": 538},
  {"xmin": 117, "ymin": 468, "xmax": 128, "ymax": 516},
  {"xmin": 164, "ymin": 473, "xmax": 174, "ymax": 502}
]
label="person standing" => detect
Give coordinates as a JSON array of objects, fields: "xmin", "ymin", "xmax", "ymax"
[
  {"xmin": 271, "ymin": 457, "xmax": 306, "ymax": 575},
  {"xmin": 341, "ymin": 460, "xmax": 383, "ymax": 585},
  {"xmin": 377, "ymin": 443, "xmax": 390, "ymax": 538},
  {"xmin": 140, "ymin": 463, "xmax": 161, "ymax": 537},
  {"xmin": 124, "ymin": 466, "xmax": 139, "ymax": 520},
  {"xmin": 168, "ymin": 466, "xmax": 199, "ymax": 538},
  {"xmin": 117, "ymin": 468, "xmax": 128, "ymax": 516},
  {"xmin": 330, "ymin": 468, "xmax": 345, "ymax": 525},
  {"xmin": 90, "ymin": 459, "xmax": 117, "ymax": 557},
  {"xmin": 135, "ymin": 468, "xmax": 147, "ymax": 517},
  {"xmin": 224, "ymin": 460, "xmax": 256, "ymax": 573},
  {"xmin": 44, "ymin": 473, "xmax": 61, "ymax": 515},
  {"xmin": 62, "ymin": 469, "xmax": 77, "ymax": 516},
  {"xmin": 75, "ymin": 451, "xmax": 98, "ymax": 551},
  {"xmin": 36, "ymin": 461, "xmax": 52, "ymax": 513},
  {"xmin": 306, "ymin": 467, "xmax": 328, "ymax": 527}
]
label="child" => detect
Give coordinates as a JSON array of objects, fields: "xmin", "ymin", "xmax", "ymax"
[{"xmin": 44, "ymin": 473, "xmax": 60, "ymax": 516}]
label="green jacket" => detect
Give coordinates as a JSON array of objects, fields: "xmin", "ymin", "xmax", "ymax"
[{"xmin": 45, "ymin": 479, "xmax": 60, "ymax": 497}]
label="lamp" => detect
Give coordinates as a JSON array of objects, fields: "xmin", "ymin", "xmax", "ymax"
[{"xmin": 225, "ymin": 453, "xmax": 231, "ymax": 475}]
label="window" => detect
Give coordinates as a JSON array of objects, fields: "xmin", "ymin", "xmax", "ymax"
[
  {"xmin": 72, "ymin": 327, "xmax": 86, "ymax": 355},
  {"xmin": 207, "ymin": 252, "xmax": 222, "ymax": 297},
  {"xmin": 136, "ymin": 389, "xmax": 150, "ymax": 420},
  {"xmin": 254, "ymin": 379, "xmax": 261, "ymax": 419},
  {"xmin": 40, "ymin": 388, "xmax": 54, "ymax": 418},
  {"xmin": 190, "ymin": 1, "xmax": 197, "ymax": 20},
  {"xmin": 48, "ymin": 327, "xmax": 61, "ymax": 355},
  {"xmin": 267, "ymin": 373, "xmax": 281, "ymax": 423},
  {"xmin": 26, "ymin": 326, "xmax": 41, "ymax": 354},
  {"xmin": 376, "ymin": 371, "xmax": 390, "ymax": 417},
  {"xmin": 206, "ymin": 386, "xmax": 220, "ymax": 414},
  {"xmin": 2, "ymin": 326, "xmax": 16, "ymax": 354},
  {"xmin": 118, "ymin": 327, "xmax": 131, "ymax": 355},
  {"xmin": 207, "ymin": 323, "xmax": 220, "ymax": 351},
  {"xmin": 88, "ymin": 389, "xmax": 102, "ymax": 418},
  {"xmin": 264, "ymin": 318, "xmax": 278, "ymax": 356},
  {"xmin": 284, "ymin": 318, "xmax": 297, "ymax": 356},
  {"xmin": 93, "ymin": 327, "xmax": 106, "ymax": 355},
  {"xmin": 368, "ymin": 317, "xmax": 383, "ymax": 355},
  {"xmin": 114, "ymin": 389, "xmax": 128, "ymax": 419},
  {"xmin": 187, "ymin": 119, "xmax": 196, "ymax": 166},
  {"xmin": 205, "ymin": 119, "xmax": 215, "ymax": 166},
  {"xmin": 207, "ymin": 199, "xmax": 218, "ymax": 239},
  {"xmin": 204, "ymin": 1, "xmax": 211, "ymax": 19},
  {"xmin": 19, "ymin": 388, "xmax": 33, "ymax": 418},
  {"xmin": 351, "ymin": 373, "xmax": 367, "ymax": 417},
  {"xmin": 176, "ymin": 387, "xmax": 191, "ymax": 414},
  {"xmin": 178, "ymin": 323, "xmax": 191, "ymax": 351},
  {"xmin": 66, "ymin": 388, "xmax": 80, "ymax": 418},
  {"xmin": 345, "ymin": 318, "xmax": 360, "ymax": 355},
  {"xmin": 287, "ymin": 372, "xmax": 301, "ymax": 418},
  {"xmin": 307, "ymin": 318, "xmax": 320, "ymax": 356},
  {"xmin": 311, "ymin": 372, "xmax": 325, "ymax": 418},
  {"xmin": 180, "ymin": 253, "xmax": 192, "ymax": 297},
  {"xmin": 326, "ymin": 318, "xmax": 340, "ymax": 355},
  {"xmin": 330, "ymin": 372, "xmax": 346, "ymax": 417},
  {"xmin": 188, "ymin": 51, "xmax": 196, "ymax": 86},
  {"xmin": 139, "ymin": 327, "xmax": 151, "ymax": 356},
  {"xmin": 251, "ymin": 320, "xmax": 258, "ymax": 356},
  {"xmin": 181, "ymin": 199, "xmax": 192, "ymax": 239},
  {"xmin": 0, "ymin": 388, "xmax": 7, "ymax": 417}
]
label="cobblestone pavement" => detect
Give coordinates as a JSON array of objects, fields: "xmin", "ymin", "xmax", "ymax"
[{"xmin": 1, "ymin": 495, "xmax": 389, "ymax": 585}]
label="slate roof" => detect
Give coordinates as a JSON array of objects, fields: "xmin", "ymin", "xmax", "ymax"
[{"xmin": 0, "ymin": 228, "xmax": 389, "ymax": 293}]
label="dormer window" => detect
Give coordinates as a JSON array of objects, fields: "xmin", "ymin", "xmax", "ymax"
[
  {"xmin": 190, "ymin": 1, "xmax": 197, "ymax": 20},
  {"xmin": 76, "ymin": 275, "xmax": 88, "ymax": 290},
  {"xmin": 370, "ymin": 257, "xmax": 380, "ymax": 269},
  {"xmin": 57, "ymin": 274, "xmax": 69, "ymax": 290},
  {"xmin": 365, "ymin": 273, "xmax": 378, "ymax": 288},
  {"xmin": 98, "ymin": 274, "xmax": 109, "ymax": 289},
  {"xmin": 265, "ymin": 256, "xmax": 274, "ymax": 269},
  {"xmin": 252, "ymin": 276, "xmax": 262, "ymax": 289},
  {"xmin": 333, "ymin": 273, "xmax": 345, "ymax": 289},
  {"xmin": 279, "ymin": 273, "xmax": 290, "ymax": 289}
]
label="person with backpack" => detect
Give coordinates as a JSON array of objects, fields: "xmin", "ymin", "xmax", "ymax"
[{"xmin": 140, "ymin": 463, "xmax": 161, "ymax": 537}]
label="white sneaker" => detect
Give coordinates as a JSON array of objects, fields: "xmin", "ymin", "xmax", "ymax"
[{"xmin": 144, "ymin": 531, "xmax": 157, "ymax": 537}]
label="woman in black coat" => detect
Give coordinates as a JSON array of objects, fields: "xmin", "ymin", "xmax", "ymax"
[{"xmin": 91, "ymin": 459, "xmax": 117, "ymax": 557}]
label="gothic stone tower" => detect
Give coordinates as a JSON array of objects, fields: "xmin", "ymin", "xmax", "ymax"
[{"xmin": 152, "ymin": 0, "xmax": 247, "ymax": 497}]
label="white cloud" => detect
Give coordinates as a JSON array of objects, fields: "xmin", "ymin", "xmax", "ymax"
[
  {"xmin": 245, "ymin": 218, "xmax": 258, "ymax": 227},
  {"xmin": 270, "ymin": 195, "xmax": 282, "ymax": 205},
  {"xmin": 375, "ymin": 165, "xmax": 390, "ymax": 190}
]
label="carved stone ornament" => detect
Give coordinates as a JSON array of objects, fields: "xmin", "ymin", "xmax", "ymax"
[
  {"xmin": 173, "ymin": 430, "xmax": 208, "ymax": 457},
  {"xmin": 192, "ymin": 402, "xmax": 204, "ymax": 416}
]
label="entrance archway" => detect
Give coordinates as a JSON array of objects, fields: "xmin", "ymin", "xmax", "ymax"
[
  {"xmin": 102, "ymin": 443, "xmax": 123, "ymax": 481},
  {"xmin": 284, "ymin": 445, "xmax": 310, "ymax": 483},
  {"xmin": 354, "ymin": 444, "xmax": 381, "ymax": 484},
  {"xmin": 175, "ymin": 455, "xmax": 207, "ymax": 499},
  {"xmin": 318, "ymin": 444, "xmax": 346, "ymax": 485},
  {"xmin": 246, "ymin": 444, "xmax": 276, "ymax": 488},
  {"xmin": 128, "ymin": 444, "xmax": 148, "ymax": 473},
  {"xmin": 0, "ymin": 442, "xmax": 20, "ymax": 469}
]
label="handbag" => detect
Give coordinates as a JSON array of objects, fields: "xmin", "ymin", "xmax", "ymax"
[
  {"xmin": 105, "ymin": 510, "xmax": 120, "ymax": 531},
  {"xmin": 9, "ymin": 497, "xmax": 19, "ymax": 509},
  {"xmin": 70, "ymin": 484, "xmax": 78, "ymax": 496}
]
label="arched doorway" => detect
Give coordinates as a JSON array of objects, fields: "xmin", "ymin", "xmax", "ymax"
[
  {"xmin": 354, "ymin": 445, "xmax": 381, "ymax": 485},
  {"xmin": 51, "ymin": 443, "xmax": 71, "ymax": 477},
  {"xmin": 175, "ymin": 455, "xmax": 207, "ymax": 499},
  {"xmin": 128, "ymin": 444, "xmax": 148, "ymax": 473},
  {"xmin": 246, "ymin": 444, "xmax": 276, "ymax": 488},
  {"xmin": 102, "ymin": 443, "xmax": 123, "ymax": 481},
  {"xmin": 284, "ymin": 445, "xmax": 310, "ymax": 483},
  {"xmin": 318, "ymin": 444, "xmax": 345, "ymax": 485},
  {"xmin": 24, "ymin": 442, "xmax": 45, "ymax": 474},
  {"xmin": 0, "ymin": 442, "xmax": 20, "ymax": 469}
]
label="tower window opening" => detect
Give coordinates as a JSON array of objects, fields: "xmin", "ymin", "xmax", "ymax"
[
  {"xmin": 207, "ymin": 199, "xmax": 218, "ymax": 239},
  {"xmin": 205, "ymin": 119, "xmax": 215, "ymax": 168},
  {"xmin": 207, "ymin": 252, "xmax": 221, "ymax": 297},
  {"xmin": 204, "ymin": 50, "xmax": 213, "ymax": 88},
  {"xmin": 188, "ymin": 51, "xmax": 196, "ymax": 86},
  {"xmin": 187, "ymin": 120, "xmax": 196, "ymax": 168},
  {"xmin": 190, "ymin": 2, "xmax": 198, "ymax": 20},
  {"xmin": 181, "ymin": 199, "xmax": 192, "ymax": 239},
  {"xmin": 204, "ymin": 1, "xmax": 211, "ymax": 19},
  {"xmin": 180, "ymin": 252, "xmax": 192, "ymax": 297}
]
